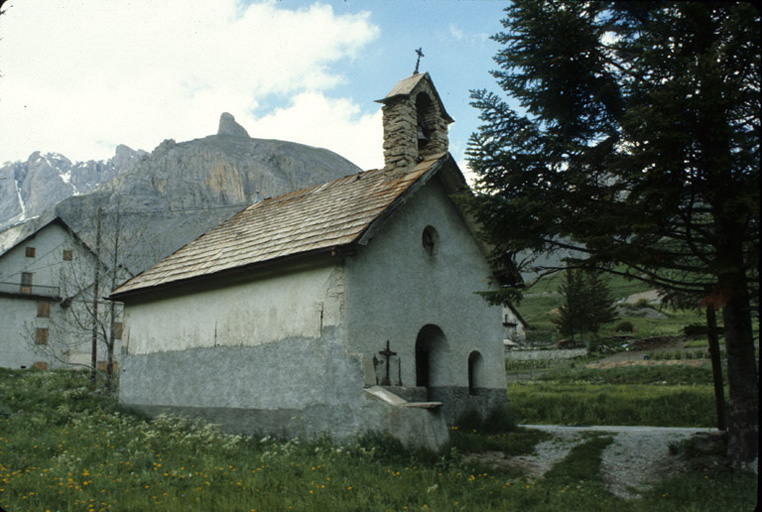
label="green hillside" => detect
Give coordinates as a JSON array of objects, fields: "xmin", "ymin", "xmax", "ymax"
[{"xmin": 517, "ymin": 271, "xmax": 710, "ymax": 345}]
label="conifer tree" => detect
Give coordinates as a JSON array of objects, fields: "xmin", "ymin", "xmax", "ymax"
[
  {"xmin": 584, "ymin": 271, "xmax": 617, "ymax": 336},
  {"xmin": 553, "ymin": 268, "xmax": 616, "ymax": 343},
  {"xmin": 468, "ymin": 1, "xmax": 759, "ymax": 468},
  {"xmin": 552, "ymin": 269, "xmax": 586, "ymax": 342}
]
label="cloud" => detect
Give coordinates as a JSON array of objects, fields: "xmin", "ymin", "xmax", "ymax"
[
  {"xmin": 449, "ymin": 23, "xmax": 465, "ymax": 41},
  {"xmin": 448, "ymin": 22, "xmax": 492, "ymax": 49},
  {"xmin": 0, "ymin": 0, "xmax": 380, "ymax": 163},
  {"xmin": 245, "ymin": 92, "xmax": 383, "ymax": 170}
]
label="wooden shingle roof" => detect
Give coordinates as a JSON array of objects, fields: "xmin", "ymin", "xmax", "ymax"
[{"xmin": 111, "ymin": 153, "xmax": 462, "ymax": 299}]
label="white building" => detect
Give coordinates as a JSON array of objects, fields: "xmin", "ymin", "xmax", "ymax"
[
  {"xmin": 111, "ymin": 74, "xmax": 513, "ymax": 447},
  {"xmin": 0, "ymin": 215, "xmax": 122, "ymax": 371},
  {"xmin": 503, "ymin": 303, "xmax": 528, "ymax": 347}
]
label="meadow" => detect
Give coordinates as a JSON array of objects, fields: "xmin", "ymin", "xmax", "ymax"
[
  {"xmin": 505, "ymin": 360, "xmax": 736, "ymax": 428},
  {"xmin": 517, "ymin": 270, "xmax": 714, "ymax": 344},
  {"xmin": 0, "ymin": 367, "xmax": 757, "ymax": 512}
]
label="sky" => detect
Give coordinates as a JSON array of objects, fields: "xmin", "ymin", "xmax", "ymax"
[{"xmin": 0, "ymin": 0, "xmax": 509, "ymax": 175}]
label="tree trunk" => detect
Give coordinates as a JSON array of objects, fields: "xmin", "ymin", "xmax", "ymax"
[
  {"xmin": 721, "ymin": 270, "xmax": 758, "ymax": 470},
  {"xmin": 106, "ymin": 301, "xmax": 116, "ymax": 392},
  {"xmin": 105, "ymin": 207, "xmax": 121, "ymax": 393},
  {"xmin": 705, "ymin": 305, "xmax": 726, "ymax": 431},
  {"xmin": 90, "ymin": 206, "xmax": 102, "ymax": 385}
]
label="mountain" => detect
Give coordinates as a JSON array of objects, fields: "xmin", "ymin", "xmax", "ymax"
[
  {"xmin": 0, "ymin": 145, "xmax": 147, "ymax": 231},
  {"xmin": 3, "ymin": 113, "xmax": 362, "ymax": 277}
]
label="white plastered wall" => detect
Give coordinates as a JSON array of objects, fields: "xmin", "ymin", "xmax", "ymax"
[
  {"xmin": 344, "ymin": 175, "xmax": 506, "ymax": 390},
  {"xmin": 123, "ymin": 263, "xmax": 345, "ymax": 355}
]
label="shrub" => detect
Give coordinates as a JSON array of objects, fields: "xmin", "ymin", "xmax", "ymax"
[
  {"xmin": 483, "ymin": 405, "xmax": 517, "ymax": 434},
  {"xmin": 355, "ymin": 431, "xmax": 409, "ymax": 461},
  {"xmin": 683, "ymin": 323, "xmax": 708, "ymax": 337},
  {"xmin": 454, "ymin": 405, "xmax": 516, "ymax": 435},
  {"xmin": 635, "ymin": 298, "xmax": 651, "ymax": 308},
  {"xmin": 614, "ymin": 320, "xmax": 635, "ymax": 333},
  {"xmin": 454, "ymin": 408, "xmax": 484, "ymax": 432}
]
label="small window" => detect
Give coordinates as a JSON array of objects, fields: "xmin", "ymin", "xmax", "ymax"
[
  {"xmin": 63, "ymin": 249, "xmax": 73, "ymax": 261},
  {"xmin": 113, "ymin": 322, "xmax": 123, "ymax": 339},
  {"xmin": 25, "ymin": 247, "xmax": 36, "ymax": 258},
  {"xmin": 35, "ymin": 328, "xmax": 49, "ymax": 345},
  {"xmin": 20, "ymin": 272, "xmax": 33, "ymax": 294},
  {"xmin": 422, "ymin": 225, "xmax": 439, "ymax": 256},
  {"xmin": 37, "ymin": 302, "xmax": 51, "ymax": 318},
  {"xmin": 97, "ymin": 361, "xmax": 119, "ymax": 372},
  {"xmin": 468, "ymin": 351, "xmax": 484, "ymax": 396}
]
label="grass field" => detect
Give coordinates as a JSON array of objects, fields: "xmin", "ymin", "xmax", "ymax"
[
  {"xmin": 506, "ymin": 362, "xmax": 724, "ymax": 427},
  {"xmin": 0, "ymin": 368, "xmax": 757, "ymax": 512}
]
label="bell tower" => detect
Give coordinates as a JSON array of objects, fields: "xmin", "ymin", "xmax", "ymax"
[{"xmin": 376, "ymin": 72, "xmax": 454, "ymax": 172}]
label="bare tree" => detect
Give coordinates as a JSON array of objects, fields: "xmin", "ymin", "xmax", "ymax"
[{"xmin": 25, "ymin": 199, "xmax": 158, "ymax": 391}]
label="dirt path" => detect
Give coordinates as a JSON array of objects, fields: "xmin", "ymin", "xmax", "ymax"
[{"xmin": 482, "ymin": 425, "xmax": 719, "ymax": 499}]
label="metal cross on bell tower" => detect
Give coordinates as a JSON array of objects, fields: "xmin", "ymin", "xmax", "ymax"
[{"xmin": 414, "ymin": 47, "xmax": 424, "ymax": 74}]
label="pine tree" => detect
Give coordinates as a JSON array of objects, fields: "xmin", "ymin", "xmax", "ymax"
[
  {"xmin": 468, "ymin": 1, "xmax": 759, "ymax": 468},
  {"xmin": 584, "ymin": 271, "xmax": 617, "ymax": 336},
  {"xmin": 552, "ymin": 269, "xmax": 586, "ymax": 342},
  {"xmin": 553, "ymin": 268, "xmax": 616, "ymax": 343}
]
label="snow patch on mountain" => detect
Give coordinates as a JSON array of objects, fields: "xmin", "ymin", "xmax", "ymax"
[{"xmin": 0, "ymin": 146, "xmax": 147, "ymax": 232}]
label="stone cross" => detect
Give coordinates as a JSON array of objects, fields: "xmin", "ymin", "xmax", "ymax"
[
  {"xmin": 378, "ymin": 340, "xmax": 397, "ymax": 386},
  {"xmin": 414, "ymin": 48, "xmax": 424, "ymax": 74}
]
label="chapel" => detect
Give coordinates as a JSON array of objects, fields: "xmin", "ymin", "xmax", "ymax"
[{"xmin": 110, "ymin": 72, "xmax": 510, "ymax": 447}]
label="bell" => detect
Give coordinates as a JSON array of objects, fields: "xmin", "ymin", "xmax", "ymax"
[{"xmin": 417, "ymin": 125, "xmax": 430, "ymax": 145}]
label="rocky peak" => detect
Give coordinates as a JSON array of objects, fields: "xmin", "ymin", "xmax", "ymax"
[
  {"xmin": 0, "ymin": 145, "xmax": 145, "ymax": 231},
  {"xmin": 218, "ymin": 112, "xmax": 250, "ymax": 138}
]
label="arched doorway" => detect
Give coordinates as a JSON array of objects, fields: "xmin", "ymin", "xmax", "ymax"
[
  {"xmin": 415, "ymin": 325, "xmax": 448, "ymax": 399},
  {"xmin": 468, "ymin": 351, "xmax": 484, "ymax": 396}
]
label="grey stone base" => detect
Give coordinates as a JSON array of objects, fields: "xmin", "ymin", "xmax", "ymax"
[
  {"xmin": 122, "ymin": 395, "xmax": 451, "ymax": 450},
  {"xmin": 119, "ymin": 343, "xmax": 507, "ymax": 449},
  {"xmin": 428, "ymin": 386, "xmax": 508, "ymax": 425}
]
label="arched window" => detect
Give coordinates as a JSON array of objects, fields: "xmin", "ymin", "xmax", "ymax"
[
  {"xmin": 415, "ymin": 93, "xmax": 436, "ymax": 152},
  {"xmin": 468, "ymin": 351, "xmax": 484, "ymax": 396}
]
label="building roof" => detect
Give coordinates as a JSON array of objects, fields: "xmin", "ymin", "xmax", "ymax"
[
  {"xmin": 376, "ymin": 72, "xmax": 454, "ymax": 123},
  {"xmin": 111, "ymin": 153, "xmax": 469, "ymax": 299},
  {"xmin": 0, "ymin": 213, "xmax": 92, "ymax": 261}
]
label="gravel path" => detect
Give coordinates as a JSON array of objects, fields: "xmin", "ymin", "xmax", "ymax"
[{"xmin": 516, "ymin": 425, "xmax": 717, "ymax": 499}]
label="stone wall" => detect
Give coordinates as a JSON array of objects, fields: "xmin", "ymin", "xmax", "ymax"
[
  {"xmin": 381, "ymin": 79, "xmax": 450, "ymax": 172},
  {"xmin": 505, "ymin": 348, "xmax": 588, "ymax": 360}
]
